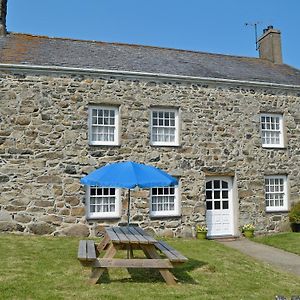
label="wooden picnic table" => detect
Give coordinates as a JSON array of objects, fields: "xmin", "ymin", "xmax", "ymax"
[{"xmin": 78, "ymin": 226, "xmax": 188, "ymax": 285}]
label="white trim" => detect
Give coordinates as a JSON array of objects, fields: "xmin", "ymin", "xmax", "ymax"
[
  {"xmin": 260, "ymin": 113, "xmax": 284, "ymax": 148},
  {"xmin": 86, "ymin": 187, "xmax": 121, "ymax": 219},
  {"xmin": 265, "ymin": 175, "xmax": 288, "ymax": 212},
  {"xmin": 205, "ymin": 176, "xmax": 234, "ymax": 237},
  {"xmin": 1, "ymin": 63, "xmax": 299, "ymax": 90},
  {"xmin": 150, "ymin": 108, "xmax": 179, "ymax": 146},
  {"xmin": 149, "ymin": 185, "xmax": 181, "ymax": 217},
  {"xmin": 88, "ymin": 105, "xmax": 120, "ymax": 146}
]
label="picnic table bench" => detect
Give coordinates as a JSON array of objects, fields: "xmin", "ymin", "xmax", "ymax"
[{"xmin": 78, "ymin": 226, "xmax": 188, "ymax": 285}]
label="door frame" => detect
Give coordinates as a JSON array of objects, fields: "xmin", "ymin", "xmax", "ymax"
[{"xmin": 205, "ymin": 176, "xmax": 237, "ymax": 237}]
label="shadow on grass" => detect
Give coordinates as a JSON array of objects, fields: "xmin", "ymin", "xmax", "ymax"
[{"xmin": 98, "ymin": 258, "xmax": 206, "ymax": 285}]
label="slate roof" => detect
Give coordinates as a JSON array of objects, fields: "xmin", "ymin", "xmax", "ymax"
[{"xmin": 0, "ymin": 33, "xmax": 300, "ymax": 85}]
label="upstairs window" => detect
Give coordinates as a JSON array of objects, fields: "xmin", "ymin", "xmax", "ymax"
[
  {"xmin": 264, "ymin": 175, "xmax": 288, "ymax": 212},
  {"xmin": 88, "ymin": 106, "xmax": 119, "ymax": 145},
  {"xmin": 86, "ymin": 187, "xmax": 121, "ymax": 219},
  {"xmin": 260, "ymin": 114, "xmax": 284, "ymax": 148},
  {"xmin": 150, "ymin": 108, "xmax": 179, "ymax": 146},
  {"xmin": 150, "ymin": 186, "xmax": 180, "ymax": 217}
]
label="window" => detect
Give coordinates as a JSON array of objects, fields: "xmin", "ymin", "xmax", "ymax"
[
  {"xmin": 150, "ymin": 186, "xmax": 180, "ymax": 217},
  {"xmin": 88, "ymin": 106, "xmax": 119, "ymax": 145},
  {"xmin": 86, "ymin": 187, "xmax": 121, "ymax": 219},
  {"xmin": 205, "ymin": 179, "xmax": 230, "ymax": 211},
  {"xmin": 264, "ymin": 175, "xmax": 288, "ymax": 212},
  {"xmin": 150, "ymin": 108, "xmax": 179, "ymax": 146},
  {"xmin": 260, "ymin": 114, "xmax": 284, "ymax": 148}
]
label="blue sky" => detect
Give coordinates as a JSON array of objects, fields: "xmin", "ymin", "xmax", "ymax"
[{"xmin": 6, "ymin": 0, "xmax": 300, "ymax": 69}]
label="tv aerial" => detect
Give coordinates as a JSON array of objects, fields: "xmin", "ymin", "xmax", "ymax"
[{"xmin": 245, "ymin": 21, "xmax": 262, "ymax": 51}]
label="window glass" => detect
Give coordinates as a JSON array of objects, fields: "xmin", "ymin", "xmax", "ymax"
[
  {"xmin": 264, "ymin": 175, "xmax": 288, "ymax": 212},
  {"xmin": 260, "ymin": 114, "xmax": 284, "ymax": 147},
  {"xmin": 150, "ymin": 185, "xmax": 180, "ymax": 217},
  {"xmin": 89, "ymin": 106, "xmax": 119, "ymax": 145},
  {"xmin": 151, "ymin": 108, "xmax": 179, "ymax": 146}
]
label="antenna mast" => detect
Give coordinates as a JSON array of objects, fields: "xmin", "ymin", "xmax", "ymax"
[{"xmin": 245, "ymin": 22, "xmax": 261, "ymax": 51}]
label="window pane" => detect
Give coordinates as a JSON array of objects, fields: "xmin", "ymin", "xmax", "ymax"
[
  {"xmin": 213, "ymin": 180, "xmax": 220, "ymax": 189},
  {"xmin": 214, "ymin": 201, "xmax": 221, "ymax": 210},
  {"xmin": 151, "ymin": 109, "xmax": 177, "ymax": 144},
  {"xmin": 222, "ymin": 201, "xmax": 229, "ymax": 209},
  {"xmin": 265, "ymin": 176, "xmax": 286, "ymax": 210},
  {"xmin": 206, "ymin": 201, "xmax": 212, "ymax": 210},
  {"xmin": 206, "ymin": 181, "xmax": 212, "ymax": 189},
  {"xmin": 261, "ymin": 114, "xmax": 283, "ymax": 146}
]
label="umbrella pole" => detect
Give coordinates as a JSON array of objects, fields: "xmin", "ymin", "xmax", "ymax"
[{"xmin": 127, "ymin": 189, "xmax": 130, "ymax": 226}]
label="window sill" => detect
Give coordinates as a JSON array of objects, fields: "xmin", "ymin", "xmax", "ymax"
[
  {"xmin": 86, "ymin": 216, "xmax": 121, "ymax": 220},
  {"xmin": 150, "ymin": 214, "xmax": 181, "ymax": 219},
  {"xmin": 265, "ymin": 209, "xmax": 288, "ymax": 213},
  {"xmin": 89, "ymin": 143, "xmax": 121, "ymax": 147},
  {"xmin": 262, "ymin": 146, "xmax": 287, "ymax": 150},
  {"xmin": 150, "ymin": 143, "xmax": 181, "ymax": 148}
]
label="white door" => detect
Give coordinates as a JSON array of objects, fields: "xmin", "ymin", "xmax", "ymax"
[{"xmin": 205, "ymin": 177, "xmax": 234, "ymax": 237}]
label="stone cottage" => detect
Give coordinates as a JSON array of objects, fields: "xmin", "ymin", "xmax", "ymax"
[{"xmin": 0, "ymin": 0, "xmax": 300, "ymax": 238}]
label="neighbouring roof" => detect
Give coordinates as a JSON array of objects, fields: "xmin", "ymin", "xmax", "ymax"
[{"xmin": 0, "ymin": 33, "xmax": 300, "ymax": 85}]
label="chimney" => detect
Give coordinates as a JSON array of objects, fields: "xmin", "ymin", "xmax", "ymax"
[
  {"xmin": 258, "ymin": 25, "xmax": 282, "ymax": 64},
  {"xmin": 0, "ymin": 0, "xmax": 7, "ymax": 36}
]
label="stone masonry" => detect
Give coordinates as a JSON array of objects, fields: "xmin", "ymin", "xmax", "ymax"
[{"xmin": 0, "ymin": 70, "xmax": 300, "ymax": 237}]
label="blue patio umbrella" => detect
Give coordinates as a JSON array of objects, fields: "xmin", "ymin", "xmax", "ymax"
[{"xmin": 80, "ymin": 161, "xmax": 178, "ymax": 224}]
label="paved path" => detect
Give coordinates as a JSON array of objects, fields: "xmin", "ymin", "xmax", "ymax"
[{"xmin": 219, "ymin": 238, "xmax": 300, "ymax": 277}]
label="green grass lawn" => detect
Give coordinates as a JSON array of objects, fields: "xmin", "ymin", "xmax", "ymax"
[
  {"xmin": 253, "ymin": 232, "xmax": 300, "ymax": 255},
  {"xmin": 0, "ymin": 234, "xmax": 299, "ymax": 300}
]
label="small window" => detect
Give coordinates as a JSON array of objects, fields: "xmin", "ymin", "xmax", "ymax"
[
  {"xmin": 260, "ymin": 114, "xmax": 284, "ymax": 148},
  {"xmin": 150, "ymin": 185, "xmax": 180, "ymax": 217},
  {"xmin": 264, "ymin": 175, "xmax": 288, "ymax": 212},
  {"xmin": 150, "ymin": 108, "xmax": 179, "ymax": 146},
  {"xmin": 86, "ymin": 187, "xmax": 121, "ymax": 219},
  {"xmin": 88, "ymin": 106, "xmax": 119, "ymax": 145}
]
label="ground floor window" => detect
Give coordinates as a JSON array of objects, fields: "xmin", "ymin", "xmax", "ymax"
[
  {"xmin": 86, "ymin": 187, "xmax": 121, "ymax": 219},
  {"xmin": 150, "ymin": 186, "xmax": 180, "ymax": 217},
  {"xmin": 264, "ymin": 175, "xmax": 288, "ymax": 212}
]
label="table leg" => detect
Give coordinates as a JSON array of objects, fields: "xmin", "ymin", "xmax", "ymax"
[
  {"xmin": 140, "ymin": 245, "xmax": 177, "ymax": 285},
  {"xmin": 89, "ymin": 243, "xmax": 117, "ymax": 284},
  {"xmin": 96, "ymin": 234, "xmax": 110, "ymax": 253}
]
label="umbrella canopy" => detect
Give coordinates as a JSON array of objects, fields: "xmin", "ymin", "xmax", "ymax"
[
  {"xmin": 80, "ymin": 161, "xmax": 178, "ymax": 188},
  {"xmin": 80, "ymin": 161, "xmax": 178, "ymax": 225}
]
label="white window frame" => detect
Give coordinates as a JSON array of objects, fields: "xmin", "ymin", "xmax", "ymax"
[
  {"xmin": 260, "ymin": 114, "xmax": 284, "ymax": 148},
  {"xmin": 150, "ymin": 185, "xmax": 180, "ymax": 217},
  {"xmin": 88, "ymin": 105, "xmax": 120, "ymax": 146},
  {"xmin": 264, "ymin": 175, "xmax": 288, "ymax": 212},
  {"xmin": 86, "ymin": 187, "xmax": 121, "ymax": 219},
  {"xmin": 150, "ymin": 108, "xmax": 179, "ymax": 146}
]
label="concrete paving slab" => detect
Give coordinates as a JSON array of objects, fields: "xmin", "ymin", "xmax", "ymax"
[{"xmin": 219, "ymin": 238, "xmax": 300, "ymax": 277}]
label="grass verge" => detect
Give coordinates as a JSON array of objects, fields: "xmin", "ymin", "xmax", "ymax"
[
  {"xmin": 0, "ymin": 234, "xmax": 299, "ymax": 300},
  {"xmin": 253, "ymin": 232, "xmax": 300, "ymax": 255}
]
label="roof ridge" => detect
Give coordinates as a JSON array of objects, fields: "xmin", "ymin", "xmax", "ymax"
[{"xmin": 7, "ymin": 31, "xmax": 261, "ymax": 61}]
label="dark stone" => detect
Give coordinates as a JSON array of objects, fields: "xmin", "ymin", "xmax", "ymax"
[
  {"xmin": 28, "ymin": 222, "xmax": 55, "ymax": 235},
  {"xmin": 149, "ymin": 156, "xmax": 160, "ymax": 162},
  {"xmin": 62, "ymin": 224, "xmax": 89, "ymax": 237},
  {"xmin": 41, "ymin": 114, "xmax": 51, "ymax": 121},
  {"xmin": 65, "ymin": 165, "xmax": 77, "ymax": 174},
  {"xmin": 0, "ymin": 174, "xmax": 9, "ymax": 182},
  {"xmin": 132, "ymin": 214, "xmax": 143, "ymax": 221}
]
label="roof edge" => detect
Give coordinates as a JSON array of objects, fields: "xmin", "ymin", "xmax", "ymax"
[{"xmin": 0, "ymin": 63, "xmax": 299, "ymax": 90}]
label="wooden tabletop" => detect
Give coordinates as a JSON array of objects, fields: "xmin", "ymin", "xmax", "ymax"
[{"xmin": 105, "ymin": 226, "xmax": 157, "ymax": 245}]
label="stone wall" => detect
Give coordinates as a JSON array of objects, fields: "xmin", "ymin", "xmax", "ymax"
[{"xmin": 0, "ymin": 70, "xmax": 300, "ymax": 237}]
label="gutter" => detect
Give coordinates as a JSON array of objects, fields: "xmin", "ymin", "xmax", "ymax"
[{"xmin": 0, "ymin": 63, "xmax": 299, "ymax": 91}]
